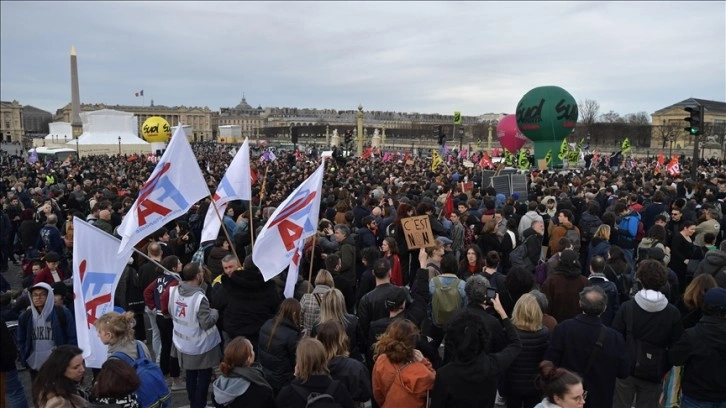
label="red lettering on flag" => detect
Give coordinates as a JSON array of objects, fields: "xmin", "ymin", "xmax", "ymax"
[
  {"xmin": 268, "ymin": 192, "xmax": 316, "ymax": 228},
  {"xmin": 277, "ymin": 219, "xmax": 303, "ymax": 251},
  {"xmin": 137, "ymin": 198, "xmax": 172, "ymax": 226},
  {"xmin": 85, "ymin": 293, "xmax": 112, "ymax": 327}
]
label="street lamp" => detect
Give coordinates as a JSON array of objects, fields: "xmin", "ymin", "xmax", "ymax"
[{"xmin": 118, "ymin": 136, "xmax": 121, "ymax": 155}]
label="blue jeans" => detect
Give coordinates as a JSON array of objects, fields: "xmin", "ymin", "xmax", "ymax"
[
  {"xmin": 681, "ymin": 395, "xmax": 726, "ymax": 408},
  {"xmin": 185, "ymin": 368, "xmax": 212, "ymax": 408},
  {"xmin": 4, "ymin": 368, "xmax": 29, "ymax": 408}
]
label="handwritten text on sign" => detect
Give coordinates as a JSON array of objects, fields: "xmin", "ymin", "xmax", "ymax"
[{"xmin": 401, "ymin": 215, "xmax": 434, "ymax": 250}]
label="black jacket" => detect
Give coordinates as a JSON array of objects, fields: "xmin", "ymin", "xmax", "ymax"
[
  {"xmin": 429, "ymin": 318, "xmax": 522, "ymax": 408},
  {"xmin": 258, "ymin": 317, "xmax": 301, "ymax": 392},
  {"xmin": 212, "ymin": 269, "xmax": 281, "ymax": 341},
  {"xmin": 0, "ymin": 316, "xmax": 17, "ymax": 372},
  {"xmin": 696, "ymin": 249, "xmax": 726, "ymax": 288},
  {"xmin": 212, "ymin": 365, "xmax": 276, "ymax": 408},
  {"xmin": 669, "ymin": 316, "xmax": 726, "ymax": 402},
  {"xmin": 503, "ymin": 327, "xmax": 549, "ymax": 397},
  {"xmin": 357, "ymin": 283, "xmax": 402, "ymax": 344},
  {"xmin": 445, "ymin": 304, "xmax": 507, "ymax": 363},
  {"xmin": 276, "ymin": 375, "xmax": 354, "ymax": 408},
  {"xmin": 544, "ymin": 314, "xmax": 630, "ymax": 408},
  {"xmin": 312, "ymin": 314, "xmax": 364, "ymax": 362},
  {"xmin": 328, "ymin": 356, "xmax": 372, "ymax": 403}
]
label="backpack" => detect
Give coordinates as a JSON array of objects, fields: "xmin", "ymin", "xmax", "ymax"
[
  {"xmin": 565, "ymin": 227, "xmax": 581, "ymax": 252},
  {"xmin": 510, "ymin": 235, "xmax": 535, "ymax": 272},
  {"xmin": 431, "ymin": 274, "xmax": 462, "ymax": 326},
  {"xmin": 535, "ymin": 262, "xmax": 549, "ymax": 285},
  {"xmin": 191, "ymin": 242, "xmax": 214, "ymax": 265},
  {"xmin": 626, "ymin": 302, "xmax": 668, "ymax": 382},
  {"xmin": 291, "ymin": 381, "xmax": 342, "ymax": 408},
  {"xmin": 111, "ymin": 341, "xmax": 171, "ymax": 408}
]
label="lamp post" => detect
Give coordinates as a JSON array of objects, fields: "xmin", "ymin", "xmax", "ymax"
[
  {"xmin": 75, "ymin": 138, "xmax": 79, "ymax": 158},
  {"xmin": 487, "ymin": 125, "xmax": 493, "ymax": 153},
  {"xmin": 118, "ymin": 136, "xmax": 121, "ymax": 155}
]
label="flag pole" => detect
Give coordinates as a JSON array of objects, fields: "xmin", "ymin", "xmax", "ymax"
[
  {"xmin": 307, "ymin": 236, "xmax": 316, "ymax": 293},
  {"xmin": 208, "ymin": 196, "xmax": 243, "ymax": 267}
]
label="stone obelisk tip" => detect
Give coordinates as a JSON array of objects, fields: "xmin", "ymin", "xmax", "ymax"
[{"xmin": 70, "ymin": 46, "xmax": 76, "ymax": 56}]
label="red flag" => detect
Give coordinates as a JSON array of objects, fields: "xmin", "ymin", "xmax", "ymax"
[
  {"xmin": 250, "ymin": 165, "xmax": 258, "ymax": 185},
  {"xmin": 657, "ymin": 152, "xmax": 665, "ymax": 165},
  {"xmin": 444, "ymin": 192, "xmax": 454, "ymax": 219},
  {"xmin": 479, "ymin": 151, "xmax": 493, "ymax": 168},
  {"xmin": 361, "ymin": 147, "xmax": 373, "ymax": 160},
  {"xmin": 404, "ymin": 151, "xmax": 410, "ymax": 162},
  {"xmin": 667, "ymin": 156, "xmax": 680, "ymax": 176}
]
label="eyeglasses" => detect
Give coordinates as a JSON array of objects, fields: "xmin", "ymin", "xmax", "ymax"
[{"xmin": 671, "ymin": 213, "xmax": 680, "ymax": 216}]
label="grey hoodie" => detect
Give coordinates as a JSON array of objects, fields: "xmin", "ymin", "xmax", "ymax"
[
  {"xmin": 27, "ymin": 282, "xmax": 55, "ymax": 370},
  {"xmin": 634, "ymin": 289, "xmax": 668, "ymax": 313},
  {"xmin": 212, "ymin": 365, "xmax": 271, "ymax": 405}
]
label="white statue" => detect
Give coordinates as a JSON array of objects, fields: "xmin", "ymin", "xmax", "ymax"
[
  {"xmin": 332, "ymin": 129, "xmax": 338, "ymax": 138},
  {"xmin": 373, "ymin": 128, "xmax": 380, "ymax": 138}
]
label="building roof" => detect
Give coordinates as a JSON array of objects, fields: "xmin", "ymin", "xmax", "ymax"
[
  {"xmin": 653, "ymin": 98, "xmax": 726, "ymax": 115},
  {"xmin": 235, "ymin": 97, "xmax": 253, "ymax": 110}
]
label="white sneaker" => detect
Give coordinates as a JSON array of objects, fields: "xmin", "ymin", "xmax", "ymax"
[{"xmin": 170, "ymin": 378, "xmax": 185, "ymax": 391}]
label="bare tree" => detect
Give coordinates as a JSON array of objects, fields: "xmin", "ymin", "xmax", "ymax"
[
  {"xmin": 623, "ymin": 112, "xmax": 651, "ymax": 125},
  {"xmin": 600, "ymin": 110, "xmax": 624, "ymax": 123},
  {"xmin": 655, "ymin": 121, "xmax": 679, "ymax": 149},
  {"xmin": 578, "ymin": 99, "xmax": 600, "ymax": 126}
]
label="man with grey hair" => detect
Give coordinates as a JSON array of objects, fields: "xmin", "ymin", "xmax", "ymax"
[
  {"xmin": 544, "ymin": 286, "xmax": 629, "ymax": 408},
  {"xmin": 442, "ymin": 274, "xmax": 506, "ymax": 364},
  {"xmin": 694, "ymin": 208, "xmax": 721, "ymax": 247}
]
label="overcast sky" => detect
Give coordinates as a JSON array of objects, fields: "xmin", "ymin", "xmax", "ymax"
[{"xmin": 1, "ymin": 1, "xmax": 724, "ymax": 119}]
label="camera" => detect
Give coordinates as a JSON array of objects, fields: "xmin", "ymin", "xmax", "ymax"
[{"xmin": 485, "ymin": 287, "xmax": 497, "ymax": 304}]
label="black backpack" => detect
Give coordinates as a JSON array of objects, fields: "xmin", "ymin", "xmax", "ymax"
[{"xmin": 291, "ymin": 381, "xmax": 342, "ymax": 408}]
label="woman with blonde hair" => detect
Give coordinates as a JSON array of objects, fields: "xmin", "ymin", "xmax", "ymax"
[
  {"xmin": 424, "ymin": 239, "xmax": 446, "ymax": 280},
  {"xmin": 95, "ymin": 310, "xmax": 151, "ymax": 361},
  {"xmin": 212, "ymin": 336, "xmax": 274, "ymax": 408},
  {"xmin": 316, "ymin": 320, "xmax": 372, "ymax": 407},
  {"xmin": 372, "ymin": 319, "xmax": 435, "ymax": 408},
  {"xmin": 312, "ymin": 288, "xmax": 364, "ymax": 361},
  {"xmin": 258, "ymin": 298, "xmax": 303, "ymax": 394},
  {"xmin": 587, "ymin": 224, "xmax": 611, "ymax": 272},
  {"xmin": 300, "ymin": 270, "xmax": 335, "ymax": 332},
  {"xmin": 276, "ymin": 338, "xmax": 354, "ymax": 408},
  {"xmin": 502, "ymin": 293, "xmax": 550, "ymax": 407}
]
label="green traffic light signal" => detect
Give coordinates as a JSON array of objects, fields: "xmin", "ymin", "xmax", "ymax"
[{"xmin": 684, "ymin": 106, "xmax": 703, "ymax": 136}]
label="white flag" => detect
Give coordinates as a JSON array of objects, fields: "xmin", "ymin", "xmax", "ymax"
[
  {"xmin": 73, "ymin": 217, "xmax": 133, "ymax": 368},
  {"xmin": 253, "ymin": 160, "xmax": 324, "ymax": 281},
  {"xmin": 284, "ymin": 240, "xmax": 305, "ymax": 299},
  {"xmin": 116, "ymin": 124, "xmax": 208, "ymax": 254},
  {"xmin": 200, "ymin": 138, "xmax": 252, "ymax": 243}
]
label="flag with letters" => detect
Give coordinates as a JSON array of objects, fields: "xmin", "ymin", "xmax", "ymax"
[
  {"xmin": 518, "ymin": 149, "xmax": 529, "ymax": 170},
  {"xmin": 431, "ymin": 150, "xmax": 444, "ymax": 171},
  {"xmin": 73, "ymin": 218, "xmax": 133, "ymax": 368},
  {"xmin": 200, "ymin": 138, "xmax": 252, "ymax": 243},
  {"xmin": 544, "ymin": 149, "xmax": 553, "ymax": 165},
  {"xmin": 558, "ymin": 138, "xmax": 569, "ymax": 160},
  {"xmin": 253, "ymin": 160, "xmax": 324, "ymax": 281},
  {"xmin": 284, "ymin": 240, "xmax": 305, "ymax": 299},
  {"xmin": 116, "ymin": 124, "xmax": 208, "ymax": 254},
  {"xmin": 667, "ymin": 155, "xmax": 680, "ymax": 176}
]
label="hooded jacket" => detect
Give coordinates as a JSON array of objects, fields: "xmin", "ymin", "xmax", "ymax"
[
  {"xmin": 212, "ymin": 365, "xmax": 275, "ymax": 408},
  {"xmin": 696, "ymin": 249, "xmax": 726, "ymax": 288},
  {"xmin": 211, "ymin": 269, "xmax": 281, "ymax": 341},
  {"xmin": 638, "ymin": 238, "xmax": 671, "ymax": 265},
  {"xmin": 258, "ymin": 317, "xmax": 301, "ymax": 392},
  {"xmin": 541, "ymin": 262, "xmax": 589, "ymax": 323},
  {"xmin": 372, "ymin": 353, "xmax": 435, "ymax": 408},
  {"xmin": 669, "ymin": 316, "xmax": 726, "ymax": 401},
  {"xmin": 430, "ymin": 318, "xmax": 522, "ymax": 408},
  {"xmin": 17, "ymin": 282, "xmax": 77, "ymax": 368},
  {"xmin": 518, "ymin": 211, "xmax": 543, "ymax": 241}
]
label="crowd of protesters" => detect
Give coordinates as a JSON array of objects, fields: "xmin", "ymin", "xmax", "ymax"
[{"xmin": 1, "ymin": 141, "xmax": 726, "ymax": 408}]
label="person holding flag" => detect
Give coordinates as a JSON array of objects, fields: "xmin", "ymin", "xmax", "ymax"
[{"xmin": 200, "ymin": 138, "xmax": 252, "ymax": 250}]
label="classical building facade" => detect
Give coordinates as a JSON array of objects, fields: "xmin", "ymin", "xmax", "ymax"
[
  {"xmin": 215, "ymin": 97, "xmax": 266, "ymax": 139},
  {"xmin": 22, "ymin": 105, "xmax": 53, "ymax": 138},
  {"xmin": 0, "ymin": 100, "xmax": 25, "ymax": 143},
  {"xmin": 54, "ymin": 101, "xmax": 214, "ymax": 141},
  {"xmin": 650, "ymin": 98, "xmax": 726, "ymax": 157}
]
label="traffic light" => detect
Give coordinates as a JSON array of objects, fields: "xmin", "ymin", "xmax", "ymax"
[
  {"xmin": 684, "ymin": 106, "xmax": 703, "ymax": 135},
  {"xmin": 344, "ymin": 130, "xmax": 352, "ymax": 145},
  {"xmin": 435, "ymin": 125, "xmax": 445, "ymax": 145}
]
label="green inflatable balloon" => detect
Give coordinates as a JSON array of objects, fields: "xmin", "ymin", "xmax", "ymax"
[
  {"xmin": 515, "ymin": 86, "xmax": 578, "ymax": 141},
  {"xmin": 516, "ymin": 86, "xmax": 578, "ymax": 167}
]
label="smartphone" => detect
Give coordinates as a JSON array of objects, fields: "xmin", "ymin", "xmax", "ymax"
[{"xmin": 485, "ymin": 287, "xmax": 497, "ymax": 303}]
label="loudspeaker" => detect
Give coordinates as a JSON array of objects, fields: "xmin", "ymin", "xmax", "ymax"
[{"xmin": 291, "ymin": 128, "xmax": 299, "ymax": 144}]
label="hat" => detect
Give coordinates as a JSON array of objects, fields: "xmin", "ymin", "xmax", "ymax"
[
  {"xmin": 559, "ymin": 249, "xmax": 579, "ymax": 266},
  {"xmin": 647, "ymin": 247, "xmax": 666, "ymax": 262},
  {"xmin": 44, "ymin": 251, "xmax": 60, "ymax": 263},
  {"xmin": 30, "ymin": 282, "xmax": 52, "ymax": 294},
  {"xmin": 703, "ymin": 288, "xmax": 726, "ymax": 309},
  {"xmin": 384, "ymin": 287, "xmax": 407, "ymax": 310},
  {"xmin": 511, "ymin": 193, "xmax": 520, "ymax": 201}
]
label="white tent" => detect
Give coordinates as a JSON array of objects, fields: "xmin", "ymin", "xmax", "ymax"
[
  {"xmin": 45, "ymin": 122, "xmax": 72, "ymax": 141},
  {"xmin": 63, "ymin": 109, "xmax": 150, "ymax": 155}
]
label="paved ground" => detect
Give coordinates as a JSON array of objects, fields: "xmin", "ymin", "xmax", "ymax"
[{"xmin": 2, "ymin": 260, "xmax": 193, "ymax": 408}]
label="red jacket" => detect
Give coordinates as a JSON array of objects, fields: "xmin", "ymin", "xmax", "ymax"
[{"xmin": 33, "ymin": 267, "xmax": 65, "ymax": 285}]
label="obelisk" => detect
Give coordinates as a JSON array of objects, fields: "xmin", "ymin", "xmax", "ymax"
[{"xmin": 70, "ymin": 46, "xmax": 82, "ymax": 139}]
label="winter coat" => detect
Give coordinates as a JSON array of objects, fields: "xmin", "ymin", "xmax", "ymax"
[
  {"xmin": 696, "ymin": 249, "xmax": 726, "ymax": 288},
  {"xmin": 502, "ymin": 327, "xmax": 549, "ymax": 399},
  {"xmin": 328, "ymin": 356, "xmax": 372, "ymax": 403},
  {"xmin": 258, "ymin": 317, "xmax": 301, "ymax": 393},
  {"xmin": 637, "ymin": 238, "xmax": 671, "ymax": 265},
  {"xmin": 541, "ymin": 268, "xmax": 589, "ymax": 323},
  {"xmin": 211, "ymin": 269, "xmax": 281, "ymax": 341},
  {"xmin": 579, "ymin": 211, "xmax": 603, "ymax": 243},
  {"xmin": 616, "ymin": 210, "xmax": 640, "ymax": 249},
  {"xmin": 300, "ymin": 284, "xmax": 331, "ymax": 332},
  {"xmin": 587, "ymin": 237, "xmax": 611, "ymax": 272},
  {"xmin": 641, "ymin": 202, "xmax": 667, "ymax": 232},
  {"xmin": 312, "ymin": 314, "xmax": 365, "ymax": 362},
  {"xmin": 206, "ymin": 246, "xmax": 230, "ymax": 278},
  {"xmin": 336, "ymin": 236, "xmax": 357, "ymax": 284},
  {"xmin": 587, "ymin": 274, "xmax": 620, "ymax": 326},
  {"xmin": 518, "ymin": 211, "xmax": 543, "ymax": 240},
  {"xmin": 276, "ymin": 375, "xmax": 354, "ymax": 408},
  {"xmin": 212, "ymin": 365, "xmax": 275, "ymax": 408},
  {"xmin": 544, "ymin": 314, "xmax": 630, "ymax": 408},
  {"xmin": 430, "ymin": 318, "xmax": 522, "ymax": 408},
  {"xmin": 372, "ymin": 354, "xmax": 435, "ymax": 408},
  {"xmin": 669, "ymin": 316, "xmax": 726, "ymax": 402}
]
